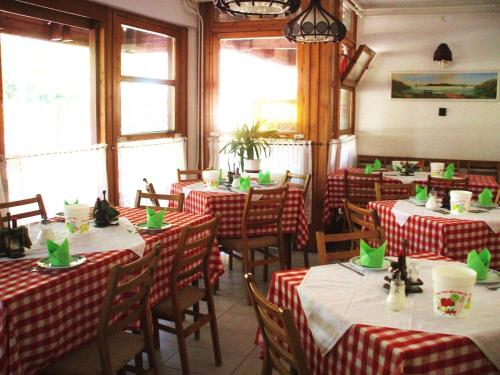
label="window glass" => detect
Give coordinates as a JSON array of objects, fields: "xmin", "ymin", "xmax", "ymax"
[
  {"xmin": 217, "ymin": 37, "xmax": 297, "ymax": 134},
  {"xmin": 339, "ymin": 88, "xmax": 352, "ymax": 131}
]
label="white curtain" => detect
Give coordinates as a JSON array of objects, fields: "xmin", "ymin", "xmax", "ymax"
[
  {"xmin": 328, "ymin": 135, "xmax": 357, "ymax": 172},
  {"xmin": 117, "ymin": 137, "xmax": 186, "ymax": 207},
  {"xmin": 4, "ymin": 144, "xmax": 108, "ymax": 217},
  {"xmin": 209, "ymin": 136, "xmax": 313, "ymax": 221}
]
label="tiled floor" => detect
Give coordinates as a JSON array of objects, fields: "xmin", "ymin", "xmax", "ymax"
[{"xmin": 154, "ymin": 250, "xmax": 319, "ymax": 374}]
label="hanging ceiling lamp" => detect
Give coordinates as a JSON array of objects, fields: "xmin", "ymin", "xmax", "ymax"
[
  {"xmin": 433, "ymin": 43, "xmax": 452, "ymax": 67},
  {"xmin": 214, "ymin": 0, "xmax": 301, "ymax": 18},
  {"xmin": 284, "ymin": 0, "xmax": 346, "ymax": 43}
]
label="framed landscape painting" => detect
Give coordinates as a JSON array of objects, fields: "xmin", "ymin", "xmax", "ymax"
[{"xmin": 391, "ymin": 72, "xmax": 499, "ymax": 100}]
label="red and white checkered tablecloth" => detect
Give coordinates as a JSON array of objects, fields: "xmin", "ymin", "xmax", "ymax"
[
  {"xmin": 323, "ymin": 168, "xmax": 499, "ymax": 225},
  {"xmin": 171, "ymin": 182, "xmax": 310, "ymax": 249},
  {"xmin": 262, "ymin": 253, "xmax": 498, "ymax": 375},
  {"xmin": 369, "ymin": 200, "xmax": 500, "ymax": 270},
  {"xmin": 0, "ymin": 208, "xmax": 224, "ymax": 375}
]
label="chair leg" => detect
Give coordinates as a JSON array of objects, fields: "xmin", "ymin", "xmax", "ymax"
[
  {"xmin": 228, "ymin": 248, "xmax": 233, "ymax": 270},
  {"xmin": 261, "ymin": 352, "xmax": 273, "ymax": 375},
  {"xmin": 134, "ymin": 352, "xmax": 143, "ymax": 370},
  {"xmin": 117, "ymin": 368, "xmax": 127, "ymax": 375},
  {"xmin": 206, "ymin": 286, "xmax": 222, "ymax": 366},
  {"xmin": 263, "ymin": 249, "xmax": 268, "ymax": 282},
  {"xmin": 284, "ymin": 235, "xmax": 292, "ymax": 270},
  {"xmin": 193, "ymin": 301, "xmax": 200, "ymax": 340},
  {"xmin": 250, "ymin": 248, "xmax": 256, "ymax": 275},
  {"xmin": 242, "ymin": 247, "xmax": 252, "ymax": 305},
  {"xmin": 153, "ymin": 318, "xmax": 160, "ymax": 350},
  {"xmin": 174, "ymin": 317, "xmax": 191, "ymax": 375},
  {"xmin": 303, "ymin": 247, "xmax": 310, "ymax": 268}
]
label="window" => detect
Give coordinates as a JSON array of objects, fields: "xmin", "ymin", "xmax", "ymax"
[
  {"xmin": 0, "ymin": 11, "xmax": 105, "ymax": 216},
  {"xmin": 217, "ymin": 37, "xmax": 298, "ymax": 134}
]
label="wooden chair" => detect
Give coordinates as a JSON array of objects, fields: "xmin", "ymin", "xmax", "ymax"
[
  {"xmin": 0, "ymin": 194, "xmax": 47, "ymax": 226},
  {"xmin": 284, "ymin": 170, "xmax": 311, "ymax": 268},
  {"xmin": 244, "ymin": 273, "xmax": 310, "ymax": 375},
  {"xmin": 343, "ymin": 200, "xmax": 385, "ymax": 251},
  {"xmin": 344, "ymin": 170, "xmax": 383, "ymax": 206},
  {"xmin": 43, "ymin": 243, "xmax": 162, "ymax": 375},
  {"xmin": 466, "ymin": 160, "xmax": 499, "ymax": 181},
  {"xmin": 143, "ymin": 178, "xmax": 160, "ymax": 206},
  {"xmin": 495, "ymin": 189, "xmax": 500, "ymax": 204},
  {"xmin": 316, "ymin": 227, "xmax": 385, "ymax": 265},
  {"xmin": 427, "ymin": 175, "xmax": 469, "ymax": 196},
  {"xmin": 135, "ymin": 190, "xmax": 184, "ymax": 212},
  {"xmin": 374, "ymin": 182, "xmax": 415, "ymax": 201},
  {"xmin": 219, "ymin": 185, "xmax": 289, "ymax": 298},
  {"xmin": 356, "ymin": 155, "xmax": 386, "ymax": 169},
  {"xmin": 152, "ymin": 217, "xmax": 221, "ymax": 375},
  {"xmin": 177, "ymin": 169, "xmax": 203, "ymax": 182}
]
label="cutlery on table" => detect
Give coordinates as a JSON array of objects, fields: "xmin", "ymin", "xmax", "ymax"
[{"xmin": 339, "ymin": 262, "xmax": 365, "ymax": 276}]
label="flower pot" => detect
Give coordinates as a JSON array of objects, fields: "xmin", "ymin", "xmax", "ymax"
[{"xmin": 245, "ymin": 159, "xmax": 261, "ymax": 172}]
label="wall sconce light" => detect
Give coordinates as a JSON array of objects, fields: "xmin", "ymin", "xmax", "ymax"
[{"xmin": 433, "ymin": 43, "xmax": 452, "ymax": 68}]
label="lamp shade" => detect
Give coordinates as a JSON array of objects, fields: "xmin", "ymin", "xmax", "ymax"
[
  {"xmin": 214, "ymin": 0, "xmax": 301, "ymax": 17},
  {"xmin": 433, "ymin": 43, "xmax": 452, "ymax": 67},
  {"xmin": 284, "ymin": 0, "xmax": 346, "ymax": 43}
]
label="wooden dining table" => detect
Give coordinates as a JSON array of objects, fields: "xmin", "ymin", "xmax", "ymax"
[
  {"xmin": 260, "ymin": 253, "xmax": 499, "ymax": 375},
  {"xmin": 323, "ymin": 168, "xmax": 499, "ymax": 225},
  {"xmin": 0, "ymin": 207, "xmax": 224, "ymax": 375},
  {"xmin": 369, "ymin": 200, "xmax": 500, "ymax": 270},
  {"xmin": 171, "ymin": 181, "xmax": 310, "ymax": 249}
]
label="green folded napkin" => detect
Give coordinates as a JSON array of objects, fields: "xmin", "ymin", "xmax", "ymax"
[
  {"xmin": 239, "ymin": 176, "xmax": 251, "ymax": 192},
  {"xmin": 64, "ymin": 199, "xmax": 79, "ymax": 205},
  {"xmin": 478, "ymin": 188, "xmax": 493, "ymax": 206},
  {"xmin": 415, "ymin": 185, "xmax": 428, "ymax": 201},
  {"xmin": 364, "ymin": 164, "xmax": 374, "ymax": 174},
  {"xmin": 373, "ymin": 159, "xmax": 382, "ymax": 170},
  {"xmin": 360, "ymin": 240, "xmax": 386, "ymax": 268},
  {"xmin": 47, "ymin": 238, "xmax": 71, "ymax": 267},
  {"xmin": 258, "ymin": 171, "xmax": 271, "ymax": 184},
  {"xmin": 467, "ymin": 248, "xmax": 491, "ymax": 281},
  {"xmin": 443, "ymin": 163, "xmax": 455, "ymax": 179},
  {"xmin": 146, "ymin": 207, "xmax": 165, "ymax": 229}
]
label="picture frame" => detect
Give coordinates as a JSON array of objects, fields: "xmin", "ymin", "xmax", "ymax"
[{"xmin": 390, "ymin": 71, "xmax": 499, "ymax": 100}]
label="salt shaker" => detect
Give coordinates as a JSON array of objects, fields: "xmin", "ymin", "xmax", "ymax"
[
  {"xmin": 386, "ymin": 275, "xmax": 406, "ymax": 311},
  {"xmin": 408, "ymin": 261, "xmax": 419, "ymax": 283}
]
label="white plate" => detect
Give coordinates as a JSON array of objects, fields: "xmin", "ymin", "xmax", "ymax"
[
  {"xmin": 37, "ymin": 255, "xmax": 86, "ymax": 270},
  {"xmin": 134, "ymin": 222, "xmax": 172, "ymax": 231},
  {"xmin": 350, "ymin": 256, "xmax": 392, "ymax": 271},
  {"xmin": 476, "ymin": 270, "xmax": 500, "ymax": 284},
  {"xmin": 472, "ymin": 202, "xmax": 498, "ymax": 209}
]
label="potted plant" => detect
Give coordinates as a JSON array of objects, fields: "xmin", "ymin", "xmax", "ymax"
[{"xmin": 220, "ymin": 120, "xmax": 278, "ymax": 172}]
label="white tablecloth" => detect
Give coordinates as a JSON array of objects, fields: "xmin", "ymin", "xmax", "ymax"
[
  {"xmin": 383, "ymin": 171, "xmax": 429, "ymax": 184},
  {"xmin": 297, "ymin": 259, "xmax": 500, "ymax": 369},
  {"xmin": 391, "ymin": 199, "xmax": 500, "ymax": 233},
  {"xmin": 0, "ymin": 217, "xmax": 146, "ymax": 262}
]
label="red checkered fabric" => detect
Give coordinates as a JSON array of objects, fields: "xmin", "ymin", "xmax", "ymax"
[
  {"xmin": 0, "ymin": 208, "xmax": 224, "ymax": 375},
  {"xmin": 263, "ymin": 253, "xmax": 498, "ymax": 375},
  {"xmin": 323, "ymin": 168, "xmax": 499, "ymax": 225},
  {"xmin": 171, "ymin": 182, "xmax": 309, "ymax": 249},
  {"xmin": 369, "ymin": 200, "xmax": 500, "ymax": 270}
]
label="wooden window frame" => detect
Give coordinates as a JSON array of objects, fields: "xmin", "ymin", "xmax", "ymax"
[
  {"xmin": 112, "ymin": 13, "xmax": 188, "ymax": 142},
  {"xmin": 341, "ymin": 44, "xmax": 376, "ymax": 88},
  {"xmin": 338, "ymin": 85, "xmax": 354, "ymax": 136}
]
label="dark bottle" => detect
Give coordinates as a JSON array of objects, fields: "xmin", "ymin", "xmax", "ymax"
[
  {"xmin": 441, "ymin": 188, "xmax": 451, "ymax": 210},
  {"xmin": 399, "ymin": 240, "xmax": 408, "ymax": 281}
]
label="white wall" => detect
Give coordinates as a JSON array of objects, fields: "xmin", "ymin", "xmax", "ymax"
[
  {"xmin": 94, "ymin": 0, "xmax": 200, "ymax": 167},
  {"xmin": 356, "ymin": 13, "xmax": 500, "ymax": 161}
]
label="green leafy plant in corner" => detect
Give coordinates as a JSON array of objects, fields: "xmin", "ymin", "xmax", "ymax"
[{"xmin": 220, "ymin": 120, "xmax": 278, "ymax": 171}]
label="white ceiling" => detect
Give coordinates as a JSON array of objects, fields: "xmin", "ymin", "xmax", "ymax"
[{"xmin": 349, "ymin": 0, "xmax": 500, "ymax": 15}]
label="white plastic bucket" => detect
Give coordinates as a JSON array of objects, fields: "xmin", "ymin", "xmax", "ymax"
[
  {"xmin": 64, "ymin": 204, "xmax": 90, "ymax": 234},
  {"xmin": 432, "ymin": 265, "xmax": 476, "ymax": 318},
  {"xmin": 450, "ymin": 190, "xmax": 472, "ymax": 214},
  {"xmin": 430, "ymin": 162, "xmax": 445, "ymax": 177}
]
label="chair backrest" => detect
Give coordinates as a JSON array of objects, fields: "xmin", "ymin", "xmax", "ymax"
[
  {"xmin": 97, "ymin": 243, "xmax": 162, "ymax": 374},
  {"xmin": 143, "ymin": 178, "xmax": 160, "ymax": 206},
  {"xmin": 495, "ymin": 189, "xmax": 500, "ymax": 204},
  {"xmin": 374, "ymin": 182, "xmax": 415, "ymax": 201},
  {"xmin": 284, "ymin": 170, "xmax": 311, "ymax": 198},
  {"xmin": 135, "ymin": 190, "xmax": 184, "ymax": 212},
  {"xmin": 356, "ymin": 155, "xmax": 386, "ymax": 169},
  {"xmin": 466, "ymin": 160, "xmax": 499, "ymax": 180},
  {"xmin": 177, "ymin": 169, "xmax": 203, "ymax": 182},
  {"xmin": 426, "ymin": 175, "xmax": 469, "ymax": 194},
  {"xmin": 170, "ymin": 216, "xmax": 219, "ymax": 292},
  {"xmin": 0, "ymin": 194, "xmax": 47, "ymax": 225},
  {"xmin": 242, "ymin": 186, "xmax": 289, "ymax": 240},
  {"xmin": 316, "ymin": 229, "xmax": 385, "ymax": 265},
  {"xmin": 244, "ymin": 273, "xmax": 310, "ymax": 375},
  {"xmin": 344, "ymin": 200, "xmax": 384, "ymax": 237},
  {"xmin": 344, "ymin": 170, "xmax": 383, "ymax": 205}
]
